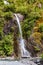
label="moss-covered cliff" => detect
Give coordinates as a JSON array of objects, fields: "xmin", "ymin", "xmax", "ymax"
[{"xmin": 0, "ymin": 0, "xmax": 43, "ymax": 57}]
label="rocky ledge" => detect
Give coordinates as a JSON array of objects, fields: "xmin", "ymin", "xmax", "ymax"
[
  {"xmin": 0, "ymin": 60, "xmax": 37, "ymax": 65},
  {"xmin": 0, "ymin": 57, "xmax": 38, "ymax": 65}
]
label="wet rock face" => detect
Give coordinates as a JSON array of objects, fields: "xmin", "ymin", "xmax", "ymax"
[
  {"xmin": 13, "ymin": 13, "xmax": 24, "ymax": 21},
  {"xmin": 25, "ymin": 38, "xmax": 40, "ymax": 57},
  {"xmin": 17, "ymin": 14, "xmax": 24, "ymax": 21},
  {"xmin": 13, "ymin": 26, "xmax": 21, "ymax": 58},
  {"xmin": 3, "ymin": 13, "xmax": 24, "ymax": 35}
]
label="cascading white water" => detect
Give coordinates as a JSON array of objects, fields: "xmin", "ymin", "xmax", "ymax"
[{"xmin": 14, "ymin": 14, "xmax": 30, "ymax": 57}]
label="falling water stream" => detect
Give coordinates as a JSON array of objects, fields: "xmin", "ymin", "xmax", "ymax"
[{"xmin": 14, "ymin": 14, "xmax": 30, "ymax": 57}]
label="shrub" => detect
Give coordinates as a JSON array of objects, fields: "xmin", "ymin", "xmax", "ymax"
[
  {"xmin": 39, "ymin": 24, "xmax": 43, "ymax": 32},
  {"xmin": 40, "ymin": 54, "xmax": 43, "ymax": 59},
  {"xmin": 34, "ymin": 46, "xmax": 40, "ymax": 52},
  {"xmin": 0, "ymin": 35, "xmax": 13, "ymax": 56},
  {"xmin": 0, "ymin": 32, "xmax": 3, "ymax": 40},
  {"xmin": 4, "ymin": 12, "xmax": 13, "ymax": 20},
  {"xmin": 3, "ymin": 4, "xmax": 15, "ymax": 12},
  {"xmin": 32, "ymin": 32, "xmax": 41, "ymax": 40}
]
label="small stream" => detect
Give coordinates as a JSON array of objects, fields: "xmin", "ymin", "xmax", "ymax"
[{"xmin": 14, "ymin": 14, "xmax": 31, "ymax": 57}]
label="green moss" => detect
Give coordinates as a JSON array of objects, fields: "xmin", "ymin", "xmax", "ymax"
[
  {"xmin": 40, "ymin": 54, "xmax": 43, "ymax": 59},
  {"xmin": 39, "ymin": 24, "xmax": 43, "ymax": 32},
  {"xmin": 0, "ymin": 35, "xmax": 13, "ymax": 56}
]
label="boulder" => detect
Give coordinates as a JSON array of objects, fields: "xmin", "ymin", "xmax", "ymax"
[{"xmin": 13, "ymin": 13, "xmax": 24, "ymax": 21}]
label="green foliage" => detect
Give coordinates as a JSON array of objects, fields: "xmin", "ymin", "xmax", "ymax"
[
  {"xmin": 39, "ymin": 24, "xmax": 43, "ymax": 32},
  {"xmin": 0, "ymin": 31, "xmax": 3, "ymax": 40},
  {"xmin": 34, "ymin": 46, "xmax": 40, "ymax": 52},
  {"xmin": 0, "ymin": 0, "xmax": 4, "ymax": 5},
  {"xmin": 10, "ymin": 27, "xmax": 14, "ymax": 32},
  {"xmin": 40, "ymin": 54, "xmax": 43, "ymax": 59},
  {"xmin": 0, "ymin": 35, "xmax": 13, "ymax": 56},
  {"xmin": 22, "ymin": 17, "xmax": 35, "ymax": 38},
  {"xmin": 3, "ymin": 4, "xmax": 15, "ymax": 12},
  {"xmin": 3, "ymin": 35, "xmax": 13, "ymax": 56},
  {"xmin": 4, "ymin": 12, "xmax": 13, "ymax": 20}
]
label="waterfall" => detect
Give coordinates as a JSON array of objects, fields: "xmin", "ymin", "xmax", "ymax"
[{"xmin": 14, "ymin": 14, "xmax": 30, "ymax": 57}]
